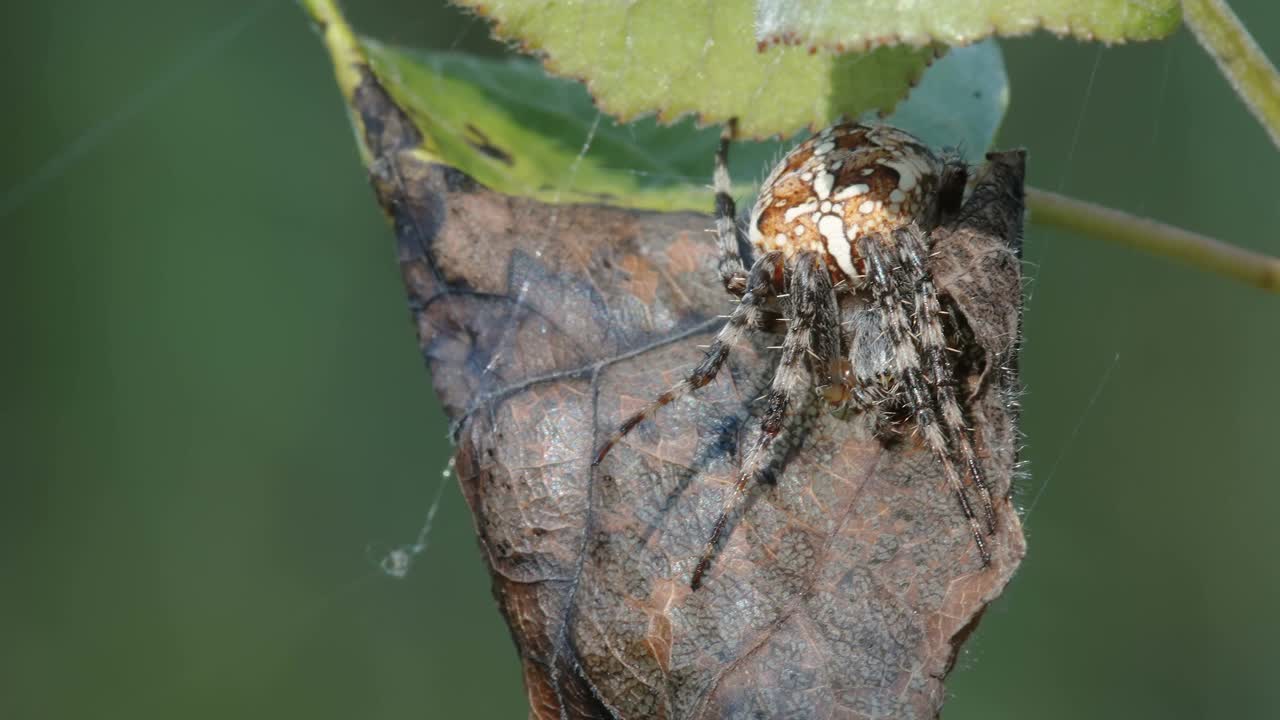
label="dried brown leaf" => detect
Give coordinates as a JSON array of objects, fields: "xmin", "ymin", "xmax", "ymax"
[{"xmin": 351, "ymin": 65, "xmax": 1027, "ymax": 720}]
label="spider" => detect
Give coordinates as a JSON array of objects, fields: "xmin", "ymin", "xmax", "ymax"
[{"xmin": 593, "ymin": 119, "xmax": 997, "ymax": 589}]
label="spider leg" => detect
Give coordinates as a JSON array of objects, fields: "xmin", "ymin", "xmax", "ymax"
[
  {"xmin": 857, "ymin": 233, "xmax": 991, "ymax": 566},
  {"xmin": 691, "ymin": 251, "xmax": 839, "ymax": 589},
  {"xmin": 714, "ymin": 118, "xmax": 748, "ymax": 296},
  {"xmin": 895, "ymin": 225, "xmax": 997, "ymax": 534},
  {"xmin": 842, "ymin": 306, "xmax": 901, "ymax": 435},
  {"xmin": 592, "ymin": 251, "xmax": 784, "ymax": 467}
]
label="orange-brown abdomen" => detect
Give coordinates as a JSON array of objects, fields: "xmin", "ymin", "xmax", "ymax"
[{"xmin": 748, "ymin": 123, "xmax": 947, "ymax": 282}]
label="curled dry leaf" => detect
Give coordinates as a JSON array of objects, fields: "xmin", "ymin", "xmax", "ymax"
[{"xmin": 351, "ymin": 61, "xmax": 1027, "ymax": 720}]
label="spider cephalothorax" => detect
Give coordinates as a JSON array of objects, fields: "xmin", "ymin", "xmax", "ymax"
[{"xmin": 594, "ymin": 120, "xmax": 997, "ymax": 589}]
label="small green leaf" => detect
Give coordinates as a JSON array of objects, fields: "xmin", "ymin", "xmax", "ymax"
[
  {"xmin": 449, "ymin": 0, "xmax": 938, "ymax": 138},
  {"xmin": 362, "ymin": 39, "xmax": 1007, "ymax": 213},
  {"xmin": 755, "ymin": 0, "xmax": 1181, "ymax": 51}
]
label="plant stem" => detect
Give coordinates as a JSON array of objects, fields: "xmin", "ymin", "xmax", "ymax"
[
  {"xmin": 1027, "ymin": 187, "xmax": 1280, "ymax": 293},
  {"xmin": 298, "ymin": 0, "xmax": 366, "ymax": 111},
  {"xmin": 299, "ymin": 0, "xmax": 384, "ymax": 166},
  {"xmin": 1183, "ymin": 0, "xmax": 1280, "ymax": 149}
]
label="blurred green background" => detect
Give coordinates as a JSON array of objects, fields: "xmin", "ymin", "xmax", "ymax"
[{"xmin": 3, "ymin": 1, "xmax": 1278, "ymax": 718}]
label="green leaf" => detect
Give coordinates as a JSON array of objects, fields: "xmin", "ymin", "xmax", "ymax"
[
  {"xmin": 755, "ymin": 0, "xmax": 1181, "ymax": 50},
  {"xmin": 362, "ymin": 39, "xmax": 1007, "ymax": 213},
  {"xmin": 449, "ymin": 0, "xmax": 938, "ymax": 138}
]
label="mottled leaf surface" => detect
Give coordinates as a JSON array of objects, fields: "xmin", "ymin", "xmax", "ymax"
[
  {"xmin": 756, "ymin": 0, "xmax": 1181, "ymax": 50},
  {"xmin": 447, "ymin": 0, "xmax": 938, "ymax": 138}
]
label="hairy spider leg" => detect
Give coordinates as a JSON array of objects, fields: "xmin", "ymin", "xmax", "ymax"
[
  {"xmin": 592, "ymin": 252, "xmax": 785, "ymax": 467},
  {"xmin": 857, "ymin": 232, "xmax": 991, "ymax": 566},
  {"xmin": 714, "ymin": 118, "xmax": 748, "ymax": 296},
  {"xmin": 840, "ymin": 307, "xmax": 902, "ymax": 435},
  {"xmin": 895, "ymin": 226, "xmax": 997, "ymax": 534},
  {"xmin": 692, "ymin": 251, "xmax": 840, "ymax": 589}
]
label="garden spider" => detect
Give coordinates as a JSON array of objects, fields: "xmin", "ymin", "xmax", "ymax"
[{"xmin": 594, "ymin": 119, "xmax": 997, "ymax": 589}]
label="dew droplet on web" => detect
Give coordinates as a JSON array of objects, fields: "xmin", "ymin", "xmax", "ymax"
[
  {"xmin": 380, "ymin": 548, "xmax": 413, "ymax": 579},
  {"xmin": 376, "ymin": 458, "xmax": 455, "ymax": 579}
]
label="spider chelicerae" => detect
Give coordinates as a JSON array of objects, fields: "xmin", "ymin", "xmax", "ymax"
[{"xmin": 594, "ymin": 119, "xmax": 997, "ymax": 589}]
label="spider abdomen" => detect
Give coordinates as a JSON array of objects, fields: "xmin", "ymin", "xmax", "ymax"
[{"xmin": 748, "ymin": 123, "xmax": 950, "ymax": 283}]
